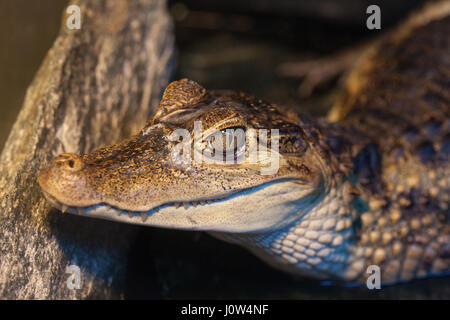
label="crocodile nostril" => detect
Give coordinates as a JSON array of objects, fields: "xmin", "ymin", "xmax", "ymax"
[{"xmin": 54, "ymin": 153, "xmax": 83, "ymax": 172}]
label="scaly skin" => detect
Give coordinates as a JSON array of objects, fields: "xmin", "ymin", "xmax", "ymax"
[{"xmin": 38, "ymin": 4, "xmax": 449, "ymax": 284}]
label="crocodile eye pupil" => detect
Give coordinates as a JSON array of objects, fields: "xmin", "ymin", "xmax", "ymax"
[
  {"xmin": 201, "ymin": 126, "xmax": 246, "ymax": 160},
  {"xmin": 68, "ymin": 160, "xmax": 74, "ymax": 168}
]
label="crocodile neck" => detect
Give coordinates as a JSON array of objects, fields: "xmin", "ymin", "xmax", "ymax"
[{"xmin": 211, "ymin": 171, "xmax": 362, "ymax": 281}]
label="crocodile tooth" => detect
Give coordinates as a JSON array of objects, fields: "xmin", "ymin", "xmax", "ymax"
[
  {"xmin": 154, "ymin": 207, "xmax": 160, "ymax": 212},
  {"xmin": 175, "ymin": 203, "xmax": 181, "ymax": 209},
  {"xmin": 140, "ymin": 212, "xmax": 148, "ymax": 222},
  {"xmin": 77, "ymin": 207, "xmax": 84, "ymax": 214},
  {"xmin": 128, "ymin": 211, "xmax": 134, "ymax": 218},
  {"xmin": 191, "ymin": 202, "xmax": 197, "ymax": 207},
  {"xmin": 116, "ymin": 210, "xmax": 122, "ymax": 216},
  {"xmin": 183, "ymin": 202, "xmax": 188, "ymax": 209},
  {"xmin": 61, "ymin": 205, "xmax": 68, "ymax": 213}
]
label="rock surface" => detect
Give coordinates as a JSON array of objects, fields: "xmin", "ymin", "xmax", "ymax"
[{"xmin": 0, "ymin": 0, "xmax": 174, "ymax": 299}]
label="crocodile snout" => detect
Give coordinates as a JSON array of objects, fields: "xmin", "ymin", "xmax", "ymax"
[{"xmin": 37, "ymin": 153, "xmax": 100, "ymax": 207}]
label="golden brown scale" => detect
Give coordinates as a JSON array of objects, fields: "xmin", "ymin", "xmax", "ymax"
[
  {"xmin": 331, "ymin": 14, "xmax": 450, "ymax": 283},
  {"xmin": 154, "ymin": 78, "xmax": 208, "ymax": 119}
]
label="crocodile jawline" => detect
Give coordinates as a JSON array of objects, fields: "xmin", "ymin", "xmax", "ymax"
[{"xmin": 43, "ymin": 178, "xmax": 300, "ymax": 223}]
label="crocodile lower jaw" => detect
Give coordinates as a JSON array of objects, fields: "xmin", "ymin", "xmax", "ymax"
[
  {"xmin": 42, "ymin": 178, "xmax": 304, "ymax": 223},
  {"xmin": 42, "ymin": 189, "xmax": 229, "ymax": 223},
  {"xmin": 41, "ymin": 178, "xmax": 316, "ymax": 232}
]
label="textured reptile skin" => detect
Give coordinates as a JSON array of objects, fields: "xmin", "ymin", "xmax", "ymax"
[
  {"xmin": 38, "ymin": 4, "xmax": 449, "ymax": 283},
  {"xmin": 237, "ymin": 11, "xmax": 450, "ymax": 283}
]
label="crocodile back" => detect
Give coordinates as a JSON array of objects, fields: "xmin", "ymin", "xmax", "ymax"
[{"xmin": 331, "ymin": 12, "xmax": 449, "ymax": 282}]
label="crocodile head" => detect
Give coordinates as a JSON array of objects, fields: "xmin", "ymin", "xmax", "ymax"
[{"xmin": 38, "ymin": 79, "xmax": 335, "ymax": 233}]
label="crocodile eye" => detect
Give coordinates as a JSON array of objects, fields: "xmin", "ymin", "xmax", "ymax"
[{"xmin": 201, "ymin": 126, "xmax": 246, "ymax": 162}]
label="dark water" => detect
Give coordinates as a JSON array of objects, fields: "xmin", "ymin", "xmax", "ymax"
[
  {"xmin": 125, "ymin": 228, "xmax": 450, "ymax": 299},
  {"xmin": 2, "ymin": 0, "xmax": 448, "ymax": 299}
]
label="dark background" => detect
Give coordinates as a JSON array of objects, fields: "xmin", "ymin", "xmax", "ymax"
[{"xmin": 1, "ymin": 0, "xmax": 449, "ymax": 299}]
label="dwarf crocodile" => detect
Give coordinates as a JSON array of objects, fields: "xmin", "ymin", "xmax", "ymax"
[{"xmin": 38, "ymin": 2, "xmax": 450, "ymax": 284}]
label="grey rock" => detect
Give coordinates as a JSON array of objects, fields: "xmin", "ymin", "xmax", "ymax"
[{"xmin": 0, "ymin": 0, "xmax": 174, "ymax": 299}]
